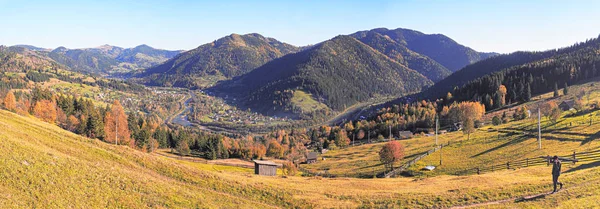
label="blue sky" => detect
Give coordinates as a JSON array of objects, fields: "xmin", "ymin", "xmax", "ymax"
[{"xmin": 0, "ymin": 0, "xmax": 599, "ymax": 53}]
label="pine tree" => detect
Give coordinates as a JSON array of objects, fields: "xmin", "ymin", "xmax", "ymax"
[
  {"xmin": 563, "ymin": 83, "xmax": 569, "ymax": 95},
  {"xmin": 525, "ymin": 83, "xmax": 532, "ymax": 102},
  {"xmin": 554, "ymin": 83, "xmax": 559, "ymax": 98}
]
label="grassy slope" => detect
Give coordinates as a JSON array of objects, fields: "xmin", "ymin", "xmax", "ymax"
[
  {"xmin": 0, "ymin": 110, "xmax": 304, "ymax": 208},
  {"xmin": 2, "ymin": 106, "xmax": 600, "ymax": 208}
]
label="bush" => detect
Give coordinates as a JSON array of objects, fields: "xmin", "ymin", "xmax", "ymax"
[
  {"xmin": 282, "ymin": 161, "xmax": 297, "ymax": 176},
  {"xmin": 492, "ymin": 116, "xmax": 502, "ymax": 126}
]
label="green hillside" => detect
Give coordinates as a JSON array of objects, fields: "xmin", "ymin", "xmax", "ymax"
[
  {"xmin": 135, "ymin": 33, "xmax": 300, "ymax": 88},
  {"xmin": 350, "ymin": 29, "xmax": 452, "ymax": 82},
  {"xmin": 214, "ymin": 35, "xmax": 433, "ymax": 118}
]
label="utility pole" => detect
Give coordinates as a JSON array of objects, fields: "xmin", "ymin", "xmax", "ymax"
[
  {"xmin": 435, "ymin": 115, "xmax": 439, "ymax": 146},
  {"xmin": 538, "ymin": 108, "xmax": 541, "ymax": 149}
]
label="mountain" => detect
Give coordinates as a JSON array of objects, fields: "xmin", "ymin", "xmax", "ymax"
[
  {"xmin": 352, "ymin": 28, "xmax": 497, "ymax": 73},
  {"xmin": 47, "ymin": 45, "xmax": 181, "ymax": 75},
  {"xmin": 0, "ymin": 46, "xmax": 62, "ymax": 72},
  {"xmin": 11, "ymin": 45, "xmax": 50, "ymax": 51},
  {"xmin": 135, "ymin": 33, "xmax": 300, "ymax": 88},
  {"xmin": 350, "ymin": 29, "xmax": 452, "ymax": 82},
  {"xmin": 212, "ymin": 35, "xmax": 433, "ymax": 118}
]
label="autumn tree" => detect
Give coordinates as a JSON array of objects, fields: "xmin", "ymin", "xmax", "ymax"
[
  {"xmin": 104, "ymin": 100, "xmax": 132, "ymax": 147},
  {"xmin": 497, "ymin": 85, "xmax": 507, "ymax": 107},
  {"xmin": 176, "ymin": 139, "xmax": 191, "ymax": 156},
  {"xmin": 379, "ymin": 141, "xmax": 405, "ymax": 171},
  {"xmin": 540, "ymin": 101, "xmax": 558, "ymax": 121},
  {"xmin": 334, "ymin": 129, "xmax": 350, "ymax": 148},
  {"xmin": 463, "ymin": 117, "xmax": 475, "ymax": 140},
  {"xmin": 33, "ymin": 99, "xmax": 57, "ymax": 123},
  {"xmin": 266, "ymin": 140, "xmax": 284, "ymax": 159},
  {"xmin": 282, "ymin": 161, "xmax": 297, "ymax": 176},
  {"xmin": 3, "ymin": 91, "xmax": 16, "ymax": 112}
]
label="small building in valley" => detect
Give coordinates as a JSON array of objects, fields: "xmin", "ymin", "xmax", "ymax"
[
  {"xmin": 253, "ymin": 160, "xmax": 278, "ymax": 176},
  {"xmin": 306, "ymin": 152, "xmax": 318, "ymax": 164},
  {"xmin": 398, "ymin": 131, "xmax": 414, "ymax": 139},
  {"xmin": 559, "ymin": 100, "xmax": 575, "ymax": 111}
]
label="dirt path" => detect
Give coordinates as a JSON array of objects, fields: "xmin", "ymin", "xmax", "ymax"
[{"xmin": 449, "ymin": 191, "xmax": 559, "ymax": 208}]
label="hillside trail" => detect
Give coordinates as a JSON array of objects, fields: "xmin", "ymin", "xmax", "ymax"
[{"xmin": 448, "ymin": 187, "xmax": 569, "ymax": 209}]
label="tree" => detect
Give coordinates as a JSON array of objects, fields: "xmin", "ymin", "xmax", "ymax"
[
  {"xmin": 3, "ymin": 91, "xmax": 16, "ymax": 112},
  {"xmin": 176, "ymin": 139, "xmax": 191, "ymax": 156},
  {"xmin": 33, "ymin": 99, "xmax": 57, "ymax": 123},
  {"xmin": 554, "ymin": 83, "xmax": 560, "ymax": 98},
  {"xmin": 540, "ymin": 101, "xmax": 559, "ymax": 121},
  {"xmin": 574, "ymin": 99, "xmax": 584, "ymax": 113},
  {"xmin": 104, "ymin": 100, "xmax": 132, "ymax": 147},
  {"xmin": 281, "ymin": 161, "xmax": 297, "ymax": 176},
  {"xmin": 549, "ymin": 107, "xmax": 562, "ymax": 124},
  {"xmin": 525, "ymin": 83, "xmax": 532, "ymax": 102},
  {"xmin": 463, "ymin": 117, "xmax": 475, "ymax": 140},
  {"xmin": 497, "ymin": 85, "xmax": 507, "ymax": 106},
  {"xmin": 492, "ymin": 115, "xmax": 502, "ymax": 126},
  {"xmin": 563, "ymin": 83, "xmax": 569, "ymax": 96},
  {"xmin": 334, "ymin": 129, "xmax": 350, "ymax": 148},
  {"xmin": 379, "ymin": 141, "xmax": 405, "ymax": 171},
  {"xmin": 266, "ymin": 140, "xmax": 284, "ymax": 159}
]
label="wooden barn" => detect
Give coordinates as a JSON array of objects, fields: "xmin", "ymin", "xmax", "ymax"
[
  {"xmin": 253, "ymin": 160, "xmax": 278, "ymax": 176},
  {"xmin": 306, "ymin": 152, "xmax": 318, "ymax": 164}
]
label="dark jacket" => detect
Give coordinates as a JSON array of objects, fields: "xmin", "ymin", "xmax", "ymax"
[{"xmin": 552, "ymin": 160, "xmax": 562, "ymax": 176}]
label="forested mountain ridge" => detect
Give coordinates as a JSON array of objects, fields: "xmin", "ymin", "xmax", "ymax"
[
  {"xmin": 450, "ymin": 35, "xmax": 600, "ymax": 108},
  {"xmin": 422, "ymin": 35, "xmax": 600, "ymax": 102},
  {"xmin": 46, "ymin": 44, "xmax": 181, "ymax": 75},
  {"xmin": 212, "ymin": 35, "xmax": 433, "ymax": 118},
  {"xmin": 350, "ymin": 29, "xmax": 452, "ymax": 82},
  {"xmin": 134, "ymin": 33, "xmax": 300, "ymax": 88},
  {"xmin": 352, "ymin": 28, "xmax": 497, "ymax": 72}
]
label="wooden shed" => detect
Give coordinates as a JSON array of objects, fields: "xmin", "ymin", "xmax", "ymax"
[
  {"xmin": 306, "ymin": 152, "xmax": 318, "ymax": 164},
  {"xmin": 253, "ymin": 160, "xmax": 278, "ymax": 176}
]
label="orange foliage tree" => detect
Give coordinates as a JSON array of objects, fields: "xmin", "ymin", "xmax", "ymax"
[
  {"xmin": 379, "ymin": 141, "xmax": 405, "ymax": 171},
  {"xmin": 498, "ymin": 85, "xmax": 507, "ymax": 106},
  {"xmin": 33, "ymin": 99, "xmax": 57, "ymax": 123},
  {"xmin": 104, "ymin": 100, "xmax": 132, "ymax": 147},
  {"xmin": 3, "ymin": 91, "xmax": 16, "ymax": 112}
]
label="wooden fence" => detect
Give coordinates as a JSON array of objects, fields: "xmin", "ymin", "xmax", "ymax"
[
  {"xmin": 455, "ymin": 149, "xmax": 600, "ymax": 175},
  {"xmin": 382, "ymin": 142, "xmax": 450, "ymax": 178}
]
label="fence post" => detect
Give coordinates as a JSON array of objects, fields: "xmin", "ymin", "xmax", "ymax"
[
  {"xmin": 573, "ymin": 151, "xmax": 576, "ymax": 164},
  {"xmin": 547, "ymin": 155, "xmax": 550, "ymax": 166},
  {"xmin": 507, "ymin": 162, "xmax": 510, "ymax": 170},
  {"xmin": 526, "ymin": 158, "xmax": 529, "ymax": 167}
]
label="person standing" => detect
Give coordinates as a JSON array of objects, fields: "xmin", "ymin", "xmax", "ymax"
[{"xmin": 551, "ymin": 155, "xmax": 563, "ymax": 193}]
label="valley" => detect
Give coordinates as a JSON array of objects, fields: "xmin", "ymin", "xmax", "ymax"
[{"xmin": 2, "ymin": 5, "xmax": 600, "ymax": 207}]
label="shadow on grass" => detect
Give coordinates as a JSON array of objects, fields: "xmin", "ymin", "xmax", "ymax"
[
  {"xmin": 471, "ymin": 135, "xmax": 530, "ymax": 158},
  {"xmin": 581, "ymin": 130, "xmax": 600, "ymax": 145},
  {"xmin": 564, "ymin": 160, "xmax": 600, "ymax": 173},
  {"xmin": 514, "ymin": 193, "xmax": 548, "ymax": 203}
]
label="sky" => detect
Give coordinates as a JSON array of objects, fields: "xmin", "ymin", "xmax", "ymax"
[{"xmin": 0, "ymin": 0, "xmax": 599, "ymax": 53}]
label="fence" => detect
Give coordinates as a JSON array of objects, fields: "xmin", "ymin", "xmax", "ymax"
[
  {"xmin": 455, "ymin": 149, "xmax": 600, "ymax": 176},
  {"xmin": 383, "ymin": 142, "xmax": 450, "ymax": 178}
]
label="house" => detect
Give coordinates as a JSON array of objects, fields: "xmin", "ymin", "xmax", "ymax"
[
  {"xmin": 449, "ymin": 122, "xmax": 463, "ymax": 132},
  {"xmin": 306, "ymin": 152, "xmax": 318, "ymax": 164},
  {"xmin": 398, "ymin": 131, "xmax": 413, "ymax": 139},
  {"xmin": 253, "ymin": 160, "xmax": 278, "ymax": 176},
  {"xmin": 559, "ymin": 100, "xmax": 575, "ymax": 111}
]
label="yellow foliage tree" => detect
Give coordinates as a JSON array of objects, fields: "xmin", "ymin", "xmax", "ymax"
[
  {"xmin": 104, "ymin": 100, "xmax": 132, "ymax": 147},
  {"xmin": 33, "ymin": 99, "xmax": 57, "ymax": 124},
  {"xmin": 3, "ymin": 91, "xmax": 16, "ymax": 112}
]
